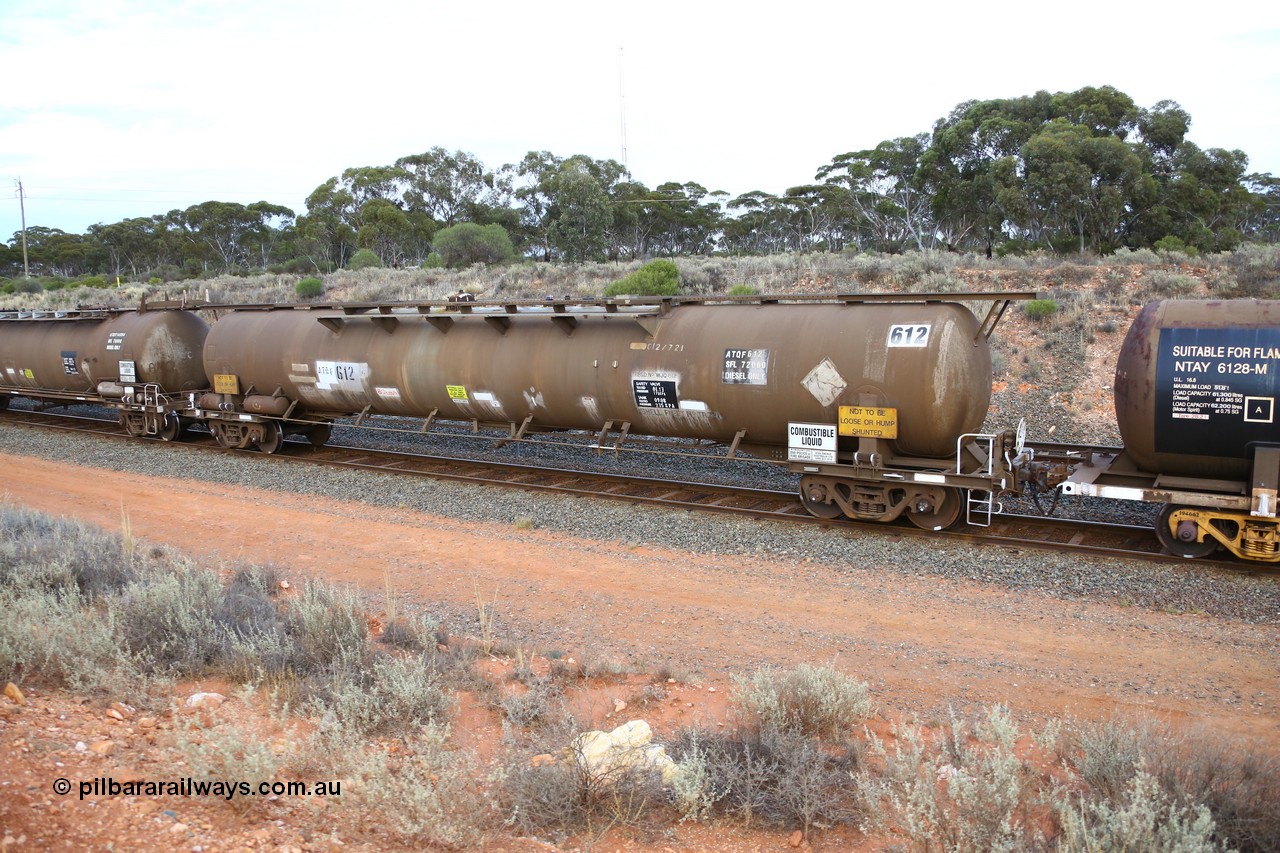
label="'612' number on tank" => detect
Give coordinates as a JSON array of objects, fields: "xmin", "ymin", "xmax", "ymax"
[{"xmin": 886, "ymin": 324, "xmax": 931, "ymax": 348}]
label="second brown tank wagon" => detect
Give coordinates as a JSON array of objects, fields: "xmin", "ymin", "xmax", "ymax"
[{"xmin": 193, "ymin": 292, "xmax": 1040, "ymax": 529}]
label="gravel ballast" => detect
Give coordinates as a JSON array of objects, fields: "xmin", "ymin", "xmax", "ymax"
[{"xmin": 1, "ymin": 420, "xmax": 1277, "ymax": 627}]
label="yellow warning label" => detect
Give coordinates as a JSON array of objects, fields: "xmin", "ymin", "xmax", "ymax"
[
  {"xmin": 213, "ymin": 374, "xmax": 240, "ymax": 395},
  {"xmin": 446, "ymin": 385, "xmax": 468, "ymax": 401},
  {"xmin": 838, "ymin": 405, "xmax": 898, "ymax": 439}
]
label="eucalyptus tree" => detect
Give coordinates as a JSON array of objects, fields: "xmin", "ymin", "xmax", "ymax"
[
  {"xmin": 1017, "ymin": 120, "xmax": 1144, "ymax": 253},
  {"xmin": 181, "ymin": 200, "xmax": 294, "ymax": 271},
  {"xmin": 396, "ymin": 147, "xmax": 510, "ymax": 226},
  {"xmin": 355, "ymin": 198, "xmax": 414, "ymax": 266},
  {"xmin": 513, "ymin": 150, "xmax": 563, "ymax": 261},
  {"xmin": 298, "ymin": 177, "xmax": 362, "ymax": 269},
  {"xmin": 11, "ymin": 226, "xmax": 98, "ymax": 277},
  {"xmin": 88, "ymin": 216, "xmax": 181, "ymax": 278},
  {"xmin": 818, "ymin": 134, "xmax": 935, "ymax": 252},
  {"xmin": 549, "ymin": 156, "xmax": 613, "ymax": 262},
  {"xmin": 919, "ymin": 94, "xmax": 1053, "ymax": 256},
  {"xmin": 723, "ymin": 190, "xmax": 789, "ymax": 255},
  {"xmin": 645, "ymin": 182, "xmax": 721, "ymax": 255}
]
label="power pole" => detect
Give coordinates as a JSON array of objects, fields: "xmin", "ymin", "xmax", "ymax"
[{"xmin": 15, "ymin": 177, "xmax": 29, "ymax": 278}]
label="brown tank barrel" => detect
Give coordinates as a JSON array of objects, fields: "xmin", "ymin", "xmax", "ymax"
[
  {"xmin": 203, "ymin": 302, "xmax": 991, "ymax": 458},
  {"xmin": 0, "ymin": 310, "xmax": 209, "ymax": 394},
  {"xmin": 1115, "ymin": 299, "xmax": 1280, "ymax": 478}
]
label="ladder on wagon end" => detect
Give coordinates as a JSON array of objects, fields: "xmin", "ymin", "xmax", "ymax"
[{"xmin": 957, "ymin": 432, "xmax": 1002, "ymax": 526}]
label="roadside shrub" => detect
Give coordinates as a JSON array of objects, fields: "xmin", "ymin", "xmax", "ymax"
[
  {"xmin": 295, "ymin": 276, "xmax": 324, "ymax": 299},
  {"xmin": 0, "ymin": 584, "xmax": 134, "ymax": 692},
  {"xmin": 433, "ymin": 222, "xmax": 516, "ymax": 268},
  {"xmin": 0, "ymin": 509, "xmax": 136, "ymax": 597},
  {"xmin": 498, "ymin": 675, "xmax": 565, "ymax": 729},
  {"xmin": 1143, "ymin": 269, "xmax": 1200, "ymax": 297},
  {"xmin": 729, "ymin": 663, "xmax": 871, "ymax": 740},
  {"xmin": 174, "ymin": 714, "xmax": 284, "ymax": 814},
  {"xmin": 378, "ymin": 612, "xmax": 439, "ymax": 652},
  {"xmin": 845, "ymin": 252, "xmax": 889, "ymax": 283},
  {"xmin": 727, "ymin": 283, "xmax": 758, "ymax": 296},
  {"xmin": 1053, "ymin": 771, "xmax": 1223, "ymax": 852},
  {"xmin": 1063, "ymin": 716, "xmax": 1155, "ymax": 799},
  {"xmin": 76, "ymin": 275, "xmax": 109, "ymax": 289},
  {"xmin": 347, "ymin": 248, "xmax": 382, "ymax": 270},
  {"xmin": 1150, "ymin": 732, "xmax": 1280, "ymax": 853},
  {"xmin": 284, "ymin": 580, "xmax": 371, "ymax": 680},
  {"xmin": 283, "ymin": 256, "xmax": 321, "ymax": 274},
  {"xmin": 499, "ymin": 732, "xmax": 667, "ymax": 837},
  {"xmin": 1022, "ymin": 298, "xmax": 1059, "ymax": 321},
  {"xmin": 320, "ymin": 654, "xmax": 452, "ymax": 736},
  {"xmin": 874, "ymin": 707, "xmax": 1041, "ymax": 852},
  {"xmin": 669, "ymin": 725, "xmax": 864, "ymax": 833},
  {"xmin": 603, "ymin": 259, "xmax": 680, "ymax": 297},
  {"xmin": 113, "ymin": 564, "xmax": 223, "ymax": 676},
  {"xmin": 341, "ymin": 722, "xmax": 493, "ymax": 847}
]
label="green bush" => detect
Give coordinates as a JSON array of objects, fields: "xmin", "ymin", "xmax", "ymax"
[
  {"xmin": 604, "ymin": 259, "xmax": 680, "ymax": 297},
  {"xmin": 727, "ymin": 284, "xmax": 758, "ymax": 296},
  {"xmin": 1154, "ymin": 235, "xmax": 1200, "ymax": 257},
  {"xmin": 283, "ymin": 257, "xmax": 320, "ymax": 274},
  {"xmin": 295, "ymin": 277, "xmax": 325, "ymax": 299},
  {"xmin": 422, "ymin": 252, "xmax": 445, "ymax": 269},
  {"xmin": 432, "ymin": 223, "xmax": 516, "ymax": 268},
  {"xmin": 348, "ymin": 248, "xmax": 382, "ymax": 270},
  {"xmin": 1022, "ymin": 298, "xmax": 1058, "ymax": 321}
]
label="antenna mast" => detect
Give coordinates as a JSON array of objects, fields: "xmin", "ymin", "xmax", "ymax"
[
  {"xmin": 15, "ymin": 177, "xmax": 29, "ymax": 278},
  {"xmin": 618, "ymin": 47, "xmax": 628, "ymax": 171}
]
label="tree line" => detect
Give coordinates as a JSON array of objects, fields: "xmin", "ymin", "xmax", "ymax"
[{"xmin": 5, "ymin": 85, "xmax": 1278, "ymax": 280}]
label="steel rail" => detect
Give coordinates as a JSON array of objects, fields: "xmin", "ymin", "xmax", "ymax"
[{"xmin": 0, "ymin": 407, "xmax": 1261, "ymax": 574}]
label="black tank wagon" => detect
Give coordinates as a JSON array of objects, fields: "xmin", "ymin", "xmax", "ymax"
[{"xmin": 1062, "ymin": 299, "xmax": 1280, "ymax": 561}]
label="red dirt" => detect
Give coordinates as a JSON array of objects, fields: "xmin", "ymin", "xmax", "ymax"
[{"xmin": 1, "ymin": 453, "xmax": 1277, "ymax": 851}]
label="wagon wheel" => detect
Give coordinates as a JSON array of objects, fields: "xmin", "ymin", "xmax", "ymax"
[
  {"xmin": 118, "ymin": 412, "xmax": 147, "ymax": 438},
  {"xmin": 905, "ymin": 487, "xmax": 964, "ymax": 531},
  {"xmin": 306, "ymin": 423, "xmax": 332, "ymax": 449},
  {"xmin": 257, "ymin": 422, "xmax": 284, "ymax": 455},
  {"xmin": 158, "ymin": 413, "xmax": 183, "ymax": 442},
  {"xmin": 1155, "ymin": 505, "xmax": 1218, "ymax": 559},
  {"xmin": 798, "ymin": 476, "xmax": 844, "ymax": 519},
  {"xmin": 209, "ymin": 423, "xmax": 233, "ymax": 449}
]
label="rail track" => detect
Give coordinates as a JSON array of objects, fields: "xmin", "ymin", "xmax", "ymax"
[{"xmin": 0, "ymin": 406, "xmax": 1259, "ymax": 573}]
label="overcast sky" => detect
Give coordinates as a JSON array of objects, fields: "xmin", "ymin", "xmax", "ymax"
[{"xmin": 2, "ymin": 0, "xmax": 1276, "ymax": 243}]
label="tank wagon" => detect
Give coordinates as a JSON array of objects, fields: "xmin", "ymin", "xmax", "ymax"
[
  {"xmin": 1062, "ymin": 299, "xmax": 1280, "ymax": 561},
  {"xmin": 197, "ymin": 293, "xmax": 1035, "ymax": 529},
  {"xmin": 0, "ymin": 306, "xmax": 209, "ymax": 439},
  {"xmin": 11, "ymin": 293, "xmax": 1280, "ymax": 565}
]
